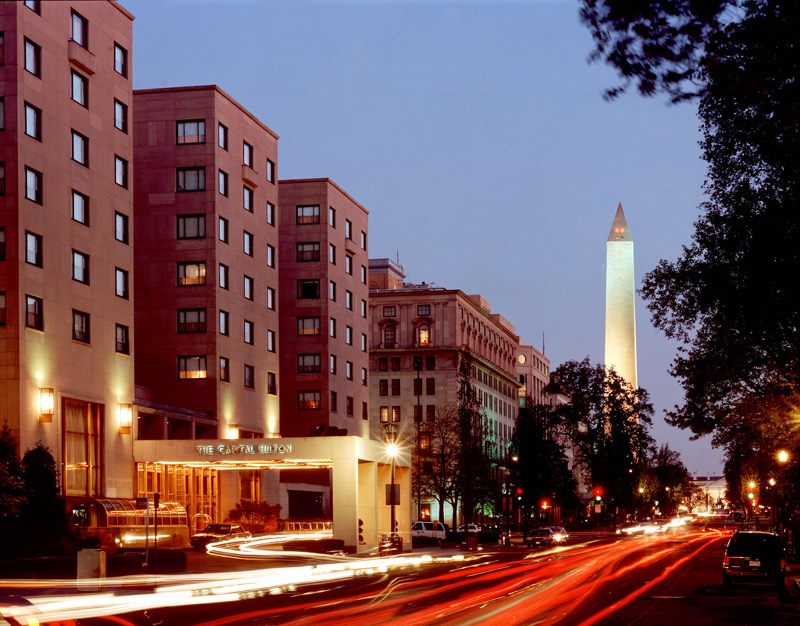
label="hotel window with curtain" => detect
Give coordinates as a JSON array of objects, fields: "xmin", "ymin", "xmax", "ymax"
[{"xmin": 64, "ymin": 399, "xmax": 101, "ymax": 496}]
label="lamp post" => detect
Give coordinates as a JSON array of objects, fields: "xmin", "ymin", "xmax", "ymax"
[
  {"xmin": 383, "ymin": 423, "xmax": 399, "ymax": 540},
  {"xmin": 777, "ymin": 450, "xmax": 789, "ymax": 538}
]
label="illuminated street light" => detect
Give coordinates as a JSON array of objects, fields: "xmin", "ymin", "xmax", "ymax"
[
  {"xmin": 383, "ymin": 423, "xmax": 400, "ymax": 541},
  {"xmin": 777, "ymin": 450, "xmax": 789, "ymax": 464}
]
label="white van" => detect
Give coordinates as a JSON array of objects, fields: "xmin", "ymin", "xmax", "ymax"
[{"xmin": 411, "ymin": 520, "xmax": 447, "ymax": 540}]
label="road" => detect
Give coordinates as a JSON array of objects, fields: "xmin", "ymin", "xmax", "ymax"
[{"xmin": 2, "ymin": 528, "xmax": 798, "ymax": 625}]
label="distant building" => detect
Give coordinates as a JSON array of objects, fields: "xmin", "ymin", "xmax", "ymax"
[
  {"xmin": 604, "ymin": 203, "xmax": 638, "ymax": 390},
  {"xmin": 368, "ymin": 259, "xmax": 521, "ymax": 522},
  {"xmin": 691, "ymin": 475, "xmax": 727, "ymax": 513},
  {"xmin": 0, "ymin": 0, "xmax": 136, "ymax": 499}
]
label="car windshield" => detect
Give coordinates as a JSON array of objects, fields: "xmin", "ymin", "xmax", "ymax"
[
  {"xmin": 203, "ymin": 524, "xmax": 230, "ymax": 534},
  {"xmin": 727, "ymin": 533, "xmax": 782, "ymax": 557}
]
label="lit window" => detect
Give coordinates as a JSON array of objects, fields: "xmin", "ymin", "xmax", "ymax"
[
  {"xmin": 177, "ymin": 261, "xmax": 206, "ymax": 286},
  {"xmin": 419, "ymin": 324, "xmax": 430, "ymax": 347},
  {"xmin": 72, "ymin": 310, "xmax": 90, "ymax": 343},
  {"xmin": 380, "ymin": 406, "xmax": 389, "ymax": 423},
  {"xmin": 177, "ymin": 167, "xmax": 205, "ymax": 191},
  {"xmin": 177, "ymin": 120, "xmax": 205, "ymax": 144},
  {"xmin": 297, "ymin": 317, "xmax": 320, "ymax": 336},
  {"xmin": 392, "ymin": 406, "xmax": 401, "ymax": 422},
  {"xmin": 296, "ymin": 205, "xmax": 320, "ymax": 224},
  {"xmin": 115, "ymin": 267, "xmax": 129, "ymax": 298},
  {"xmin": 298, "ymin": 391, "xmax": 321, "ymax": 410},
  {"xmin": 177, "ymin": 214, "xmax": 206, "ymax": 239},
  {"xmin": 178, "ymin": 356, "xmax": 207, "ymax": 379}
]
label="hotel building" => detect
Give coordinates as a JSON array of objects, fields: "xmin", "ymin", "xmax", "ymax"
[{"xmin": 0, "ymin": 0, "xmax": 136, "ymax": 500}]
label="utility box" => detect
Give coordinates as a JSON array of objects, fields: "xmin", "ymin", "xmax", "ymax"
[{"xmin": 77, "ymin": 549, "xmax": 107, "ymax": 587}]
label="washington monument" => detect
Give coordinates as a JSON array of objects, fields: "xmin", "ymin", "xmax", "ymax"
[{"xmin": 604, "ymin": 203, "xmax": 638, "ymax": 390}]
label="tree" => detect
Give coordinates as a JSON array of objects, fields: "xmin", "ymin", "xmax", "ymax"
[
  {"xmin": 227, "ymin": 500, "xmax": 282, "ymax": 532},
  {"xmin": 648, "ymin": 444, "xmax": 695, "ymax": 516},
  {"xmin": 547, "ymin": 358, "xmax": 654, "ymax": 516},
  {"xmin": 582, "ymin": 0, "xmax": 800, "ymax": 509},
  {"xmin": 0, "ymin": 426, "xmax": 25, "ymax": 523},
  {"xmin": 413, "ymin": 406, "xmax": 460, "ymax": 529}
]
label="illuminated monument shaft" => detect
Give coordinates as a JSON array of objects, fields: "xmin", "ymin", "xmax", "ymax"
[{"xmin": 604, "ymin": 204, "xmax": 638, "ymax": 390}]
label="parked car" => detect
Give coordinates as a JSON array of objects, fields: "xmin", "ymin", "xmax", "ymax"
[
  {"xmin": 722, "ymin": 530, "xmax": 785, "ymax": 588},
  {"xmin": 411, "ymin": 520, "xmax": 447, "ymax": 541},
  {"xmin": 548, "ymin": 526, "xmax": 569, "ymax": 543},
  {"xmin": 190, "ymin": 523, "xmax": 251, "ymax": 550},
  {"xmin": 525, "ymin": 527, "xmax": 555, "ymax": 547},
  {"xmin": 457, "ymin": 524, "xmax": 481, "ymax": 534}
]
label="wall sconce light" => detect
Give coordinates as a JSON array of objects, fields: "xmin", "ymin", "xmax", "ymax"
[
  {"xmin": 39, "ymin": 388, "xmax": 55, "ymax": 422},
  {"xmin": 228, "ymin": 424, "xmax": 239, "ymax": 439},
  {"xmin": 118, "ymin": 403, "xmax": 133, "ymax": 434}
]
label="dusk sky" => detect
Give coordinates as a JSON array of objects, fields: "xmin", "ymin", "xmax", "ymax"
[{"xmin": 124, "ymin": 0, "xmax": 724, "ymax": 475}]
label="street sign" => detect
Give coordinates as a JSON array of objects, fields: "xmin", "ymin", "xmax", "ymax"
[{"xmin": 594, "ymin": 504, "xmax": 601, "ymax": 513}]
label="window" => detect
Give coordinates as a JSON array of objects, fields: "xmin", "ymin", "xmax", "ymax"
[
  {"xmin": 383, "ymin": 306, "xmax": 396, "ymax": 317},
  {"xmin": 345, "ymin": 290, "xmax": 353, "ymax": 310},
  {"xmin": 115, "ymin": 156, "xmax": 128, "ymax": 188},
  {"xmin": 218, "ymin": 170, "xmax": 228, "ymax": 196},
  {"xmin": 24, "ymin": 103, "xmax": 41, "ymax": 140},
  {"xmin": 427, "ymin": 405, "xmax": 436, "ymax": 421},
  {"xmin": 267, "ymin": 287, "xmax": 275, "ymax": 310},
  {"xmin": 177, "ymin": 214, "xmax": 205, "ymax": 239},
  {"xmin": 267, "ymin": 329, "xmax": 276, "ymax": 352},
  {"xmin": 268, "ymin": 372, "xmax": 277, "ymax": 395},
  {"xmin": 0, "ymin": 98, "xmax": 3, "ymax": 130},
  {"xmin": 379, "ymin": 358, "xmax": 388, "ymax": 372},
  {"xmin": 297, "ymin": 279, "xmax": 320, "ymax": 299},
  {"xmin": 267, "ymin": 245, "xmax": 276, "ymax": 268},
  {"xmin": 266, "ymin": 202, "xmax": 275, "ymax": 226},
  {"xmin": 244, "ymin": 320, "xmax": 254, "ymax": 345},
  {"xmin": 361, "ymin": 333, "xmax": 367, "ymax": 352},
  {"xmin": 419, "ymin": 323, "xmax": 430, "ymax": 347},
  {"xmin": 329, "ymin": 244, "xmax": 336, "ymax": 264},
  {"xmin": 0, "ymin": 293, "xmax": 5, "ymax": 326},
  {"xmin": 296, "ymin": 205, "xmax": 320, "ymax": 224},
  {"xmin": 331, "ymin": 392, "xmax": 338, "ymax": 412},
  {"xmin": 177, "ymin": 120, "xmax": 205, "ymax": 144},
  {"xmin": 24, "ymin": 1, "xmax": 40, "ymax": 13},
  {"xmin": 219, "ymin": 310, "xmax": 229, "ymax": 335},
  {"xmin": 345, "ymin": 219, "xmax": 352, "ymax": 239},
  {"xmin": 329, "ymin": 207, "xmax": 336, "ymax": 227},
  {"xmin": 414, "ymin": 378, "xmax": 422, "ymax": 396},
  {"xmin": 115, "ymin": 267, "xmax": 129, "ymax": 298},
  {"xmin": 330, "ymin": 355, "xmax": 337, "ymax": 374},
  {"xmin": 297, "ymin": 317, "xmax": 320, "ymax": 336},
  {"xmin": 345, "ymin": 255, "xmax": 353, "ymax": 275},
  {"xmin": 384, "ymin": 326, "xmax": 396, "ymax": 348},
  {"xmin": 362, "ymin": 401, "xmax": 368, "ymax": 420},
  {"xmin": 26, "ymin": 295, "xmax": 43, "ymax": 330},
  {"xmin": 25, "ymin": 232, "xmax": 42, "ymax": 267},
  {"xmin": 418, "ymin": 304, "xmax": 431, "ymax": 316},
  {"xmin": 361, "ymin": 368, "xmax": 368, "ymax": 386},
  {"xmin": 115, "ymin": 212, "xmax": 129, "ymax": 243},
  {"xmin": 346, "ymin": 325, "xmax": 353, "ymax": 345},
  {"xmin": 178, "ymin": 309, "xmax": 206, "ymax": 333},
  {"xmin": 219, "ymin": 263, "xmax": 229, "ymax": 289},
  {"xmin": 218, "ymin": 217, "xmax": 228, "ymax": 243},
  {"xmin": 361, "ymin": 299, "xmax": 367, "ymax": 318},
  {"xmin": 72, "ymin": 130, "xmax": 88, "ymax": 166},
  {"xmin": 0, "ymin": 228, "xmax": 5, "ymax": 260},
  {"xmin": 392, "ymin": 379, "xmax": 400, "ymax": 396},
  {"xmin": 414, "ymin": 405, "xmax": 422, "ymax": 422},
  {"xmin": 25, "ymin": 167, "xmax": 42, "ymax": 203},
  {"xmin": 298, "ymin": 392, "xmax": 321, "ymax": 410},
  {"xmin": 71, "ymin": 11, "xmax": 88, "ymax": 48},
  {"xmin": 392, "ymin": 406, "xmax": 401, "ymax": 423},
  {"xmin": 243, "ymin": 275, "xmax": 254, "ymax": 300},
  {"xmin": 426, "ymin": 356, "xmax": 436, "ymax": 370},
  {"xmin": 297, "ymin": 354, "xmax": 321, "ymax": 373},
  {"xmin": 177, "ymin": 167, "xmax": 205, "ymax": 191},
  {"xmin": 72, "ymin": 251, "xmax": 89, "ymax": 284},
  {"xmin": 266, "ymin": 159, "xmax": 275, "ymax": 183},
  {"xmin": 177, "ymin": 261, "xmax": 206, "ymax": 286},
  {"xmin": 379, "ymin": 380, "xmax": 389, "ymax": 396},
  {"xmin": 72, "ymin": 190, "xmax": 89, "ymax": 225},
  {"xmin": 115, "ymin": 324, "xmax": 129, "ymax": 355},
  {"xmin": 243, "ymin": 186, "xmax": 254, "ymax": 212},
  {"xmin": 346, "ymin": 361, "xmax": 353, "ymax": 381},
  {"xmin": 380, "ymin": 406, "xmax": 389, "ymax": 423},
  {"xmin": 114, "ymin": 43, "xmax": 127, "ymax": 77},
  {"xmin": 114, "ymin": 100, "xmax": 127, "ymax": 132},
  {"xmin": 330, "ymin": 317, "xmax": 336, "ymax": 337},
  {"xmin": 71, "ymin": 71, "xmax": 87, "ymax": 106},
  {"xmin": 243, "ymin": 231, "xmax": 254, "ymax": 256},
  {"xmin": 25, "ymin": 39, "xmax": 40, "ymax": 77},
  {"xmin": 427, "ymin": 378, "xmax": 436, "ymax": 395},
  {"xmin": 329, "ymin": 281, "xmax": 336, "ymax": 301},
  {"xmin": 0, "ymin": 163, "xmax": 4, "ymax": 196},
  {"xmin": 346, "ymin": 397, "xmax": 354, "ymax": 417},
  {"xmin": 219, "ymin": 357, "xmax": 230, "ymax": 382},
  {"xmin": 244, "ymin": 365, "xmax": 255, "ymax": 389},
  {"xmin": 179, "ymin": 356, "xmax": 207, "ymax": 379},
  {"xmin": 72, "ymin": 310, "xmax": 90, "ymax": 343},
  {"xmin": 392, "ymin": 357, "xmax": 401, "ymax": 371},
  {"xmin": 297, "ymin": 242, "xmax": 320, "ymax": 262},
  {"xmin": 218, "ymin": 123, "xmax": 228, "ymax": 149}
]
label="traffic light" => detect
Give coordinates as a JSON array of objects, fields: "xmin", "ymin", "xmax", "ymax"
[
  {"xmin": 358, "ymin": 518, "xmax": 364, "ymax": 545},
  {"xmin": 516, "ymin": 487, "xmax": 523, "ymax": 501},
  {"xmin": 594, "ymin": 487, "xmax": 603, "ymax": 502},
  {"xmin": 541, "ymin": 500, "xmax": 549, "ymax": 510}
]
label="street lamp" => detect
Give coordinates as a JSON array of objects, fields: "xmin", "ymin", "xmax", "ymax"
[
  {"xmin": 383, "ymin": 423, "xmax": 399, "ymax": 540},
  {"xmin": 776, "ymin": 450, "xmax": 789, "ymax": 537}
]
